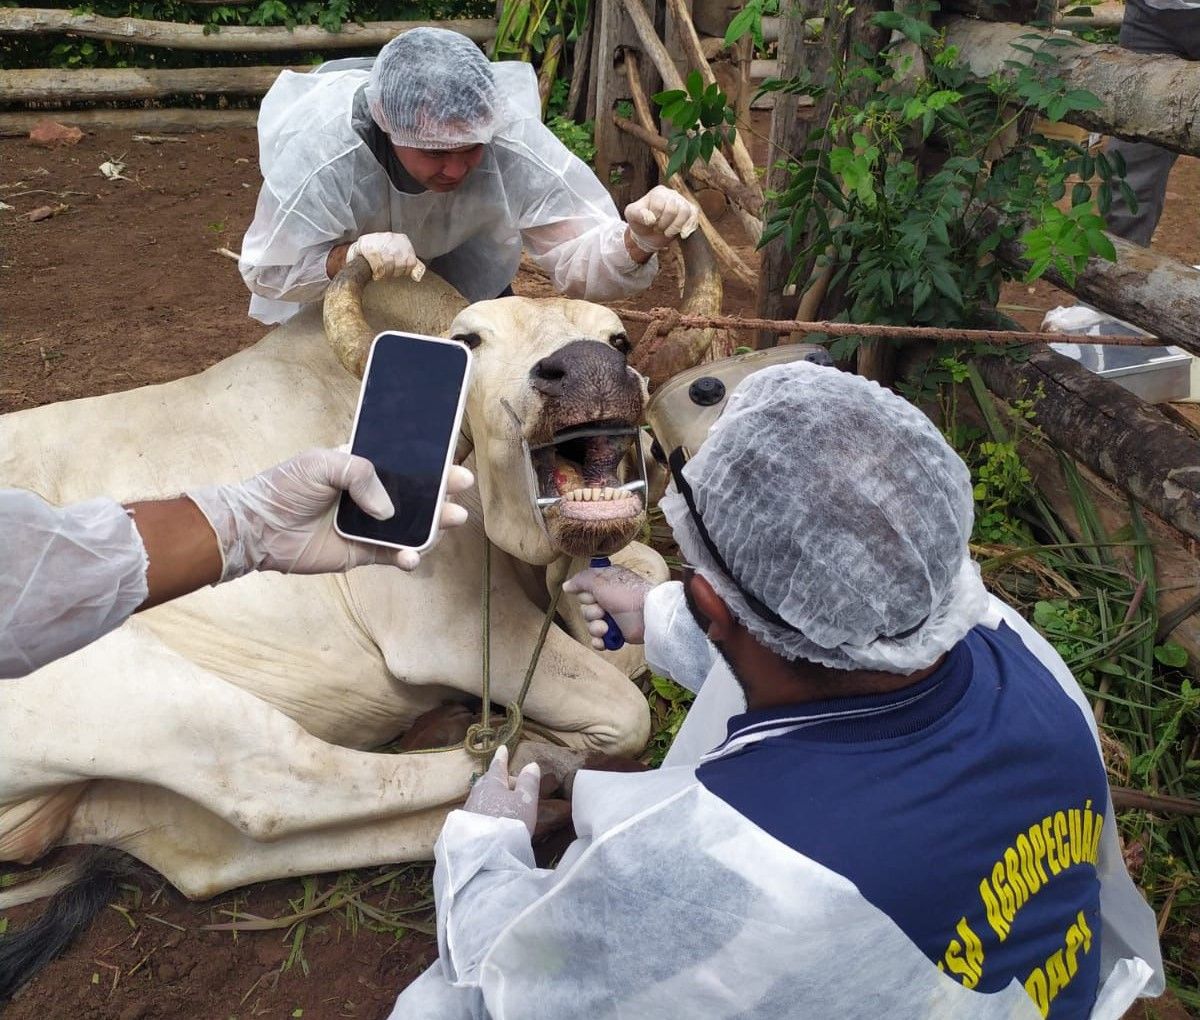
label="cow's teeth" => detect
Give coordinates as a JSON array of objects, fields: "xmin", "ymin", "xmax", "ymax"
[{"xmin": 560, "ymin": 486, "xmax": 638, "ymax": 503}]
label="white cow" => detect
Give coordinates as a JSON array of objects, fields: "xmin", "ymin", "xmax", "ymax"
[{"xmin": 0, "ymin": 262, "xmax": 666, "ymax": 900}]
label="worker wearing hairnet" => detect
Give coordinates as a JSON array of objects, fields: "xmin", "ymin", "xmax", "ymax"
[
  {"xmin": 390, "ymin": 363, "xmax": 1163, "ymax": 1020},
  {"xmin": 1, "ymin": 449, "xmax": 473, "ymax": 679},
  {"xmin": 239, "ymin": 27, "xmax": 699, "ymax": 324}
]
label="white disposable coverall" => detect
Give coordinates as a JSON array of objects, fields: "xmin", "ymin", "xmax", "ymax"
[
  {"xmin": 240, "ymin": 62, "xmax": 656, "ymax": 323},
  {"xmin": 390, "ymin": 587, "xmax": 1163, "ymax": 1020},
  {"xmin": 0, "ymin": 490, "xmax": 147, "ymax": 680}
]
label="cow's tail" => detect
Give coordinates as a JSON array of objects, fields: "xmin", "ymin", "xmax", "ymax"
[{"xmin": 0, "ymin": 849, "xmax": 135, "ymax": 1002}]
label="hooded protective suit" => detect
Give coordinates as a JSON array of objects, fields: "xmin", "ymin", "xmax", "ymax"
[
  {"xmin": 389, "ymin": 588, "xmax": 1163, "ymax": 1019},
  {"xmin": 240, "ymin": 62, "xmax": 655, "ymax": 323},
  {"xmin": 0, "ymin": 490, "xmax": 147, "ymax": 680}
]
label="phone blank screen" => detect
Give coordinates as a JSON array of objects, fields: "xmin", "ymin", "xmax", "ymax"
[{"xmin": 337, "ymin": 333, "xmax": 469, "ymax": 549}]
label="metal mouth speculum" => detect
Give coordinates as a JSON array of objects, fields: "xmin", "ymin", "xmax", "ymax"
[{"xmin": 500, "ymin": 399, "xmax": 648, "ymax": 516}]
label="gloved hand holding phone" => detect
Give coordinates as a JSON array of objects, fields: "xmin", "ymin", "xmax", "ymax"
[{"xmin": 188, "ymin": 448, "xmax": 474, "ymax": 580}]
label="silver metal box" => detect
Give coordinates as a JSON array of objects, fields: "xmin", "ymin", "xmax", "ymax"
[{"xmin": 1048, "ymin": 342, "xmax": 1193, "ymax": 404}]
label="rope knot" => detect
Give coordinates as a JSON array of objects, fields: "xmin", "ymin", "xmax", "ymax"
[
  {"xmin": 637, "ymin": 307, "xmax": 684, "ymax": 350},
  {"xmin": 464, "ymin": 702, "xmax": 524, "ymax": 768}
]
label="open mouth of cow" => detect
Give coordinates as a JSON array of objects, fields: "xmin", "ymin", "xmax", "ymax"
[
  {"xmin": 533, "ymin": 419, "xmax": 643, "ymax": 521},
  {"xmin": 529, "ymin": 417, "xmax": 647, "ymax": 557}
]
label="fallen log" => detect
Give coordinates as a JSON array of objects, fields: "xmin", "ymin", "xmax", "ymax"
[
  {"xmin": 943, "ymin": 16, "xmax": 1200, "ymax": 156},
  {"xmin": 959, "ymin": 378, "xmax": 1200, "ymax": 677},
  {"xmin": 1111, "ymin": 787, "xmax": 1200, "ymax": 817},
  {"xmin": 975, "ymin": 346, "xmax": 1200, "ymax": 545},
  {"xmin": 0, "ymin": 108, "xmax": 258, "ymax": 135},
  {"xmin": 992, "ymin": 221, "xmax": 1200, "ymax": 360},
  {"xmin": 0, "ymin": 66, "xmax": 298, "ymax": 104},
  {"xmin": 1034, "ymin": 446, "xmax": 1200, "ymax": 678},
  {"xmin": 0, "ymin": 7, "xmax": 495, "ymax": 51}
]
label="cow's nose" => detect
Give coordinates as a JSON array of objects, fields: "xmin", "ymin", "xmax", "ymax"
[{"xmin": 529, "ymin": 339, "xmax": 626, "ymax": 397}]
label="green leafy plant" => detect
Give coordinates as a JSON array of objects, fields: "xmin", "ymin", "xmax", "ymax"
[
  {"xmin": 544, "ymin": 78, "xmax": 596, "ymax": 164},
  {"xmin": 492, "ymin": 0, "xmax": 589, "ymax": 110},
  {"xmin": 546, "ymin": 114, "xmax": 596, "ymax": 165},
  {"xmin": 751, "ymin": 3, "xmax": 1130, "ymax": 339},
  {"xmin": 653, "ymin": 69, "xmax": 738, "ymax": 178},
  {"xmin": 641, "ymin": 673, "xmax": 695, "ymax": 767}
]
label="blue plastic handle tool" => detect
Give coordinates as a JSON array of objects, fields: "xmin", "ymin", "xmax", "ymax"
[{"xmin": 589, "ymin": 556, "xmax": 626, "ymax": 651}]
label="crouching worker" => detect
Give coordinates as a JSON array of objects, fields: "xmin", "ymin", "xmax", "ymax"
[
  {"xmin": 239, "ymin": 27, "xmax": 699, "ymax": 324},
  {"xmin": 390, "ymin": 363, "xmax": 1163, "ymax": 1020}
]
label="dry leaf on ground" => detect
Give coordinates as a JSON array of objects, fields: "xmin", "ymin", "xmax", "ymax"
[{"xmin": 19, "ymin": 203, "xmax": 69, "ymax": 222}]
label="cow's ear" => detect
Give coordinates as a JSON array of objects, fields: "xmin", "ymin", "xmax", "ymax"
[
  {"xmin": 609, "ymin": 331, "xmax": 631, "ymax": 356},
  {"xmin": 452, "ymin": 332, "xmax": 483, "ymax": 350}
]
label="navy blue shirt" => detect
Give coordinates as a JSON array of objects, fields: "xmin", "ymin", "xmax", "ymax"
[{"xmin": 696, "ymin": 621, "xmax": 1106, "ymax": 1019}]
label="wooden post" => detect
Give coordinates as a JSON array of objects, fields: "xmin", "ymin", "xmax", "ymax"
[
  {"xmin": 756, "ymin": 0, "xmax": 889, "ymax": 347},
  {"xmin": 593, "ymin": 0, "xmax": 658, "ymax": 208},
  {"xmin": 566, "ymin": 0, "xmax": 596, "ymax": 121},
  {"xmin": 663, "ymin": 0, "xmax": 694, "ymax": 79},
  {"xmin": 990, "ymin": 214, "xmax": 1200, "ymax": 359},
  {"xmin": 0, "ymin": 65, "xmax": 298, "ymax": 103},
  {"xmin": 755, "ymin": 0, "xmax": 828, "ymax": 346}
]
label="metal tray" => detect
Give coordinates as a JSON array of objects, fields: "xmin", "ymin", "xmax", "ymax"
[{"xmin": 1049, "ymin": 342, "xmax": 1193, "ymax": 404}]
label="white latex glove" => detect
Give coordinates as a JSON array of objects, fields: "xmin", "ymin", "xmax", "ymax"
[
  {"xmin": 187, "ymin": 448, "xmax": 474, "ymax": 581},
  {"xmin": 562, "ymin": 564, "xmax": 656, "ymax": 649},
  {"xmin": 624, "ymin": 186, "xmax": 701, "ymax": 253},
  {"xmin": 464, "ymin": 745, "xmax": 541, "ymax": 839},
  {"xmin": 346, "ymin": 232, "xmax": 427, "ymax": 282}
]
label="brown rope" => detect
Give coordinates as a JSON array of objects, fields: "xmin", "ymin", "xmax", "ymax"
[{"xmin": 614, "ymin": 306, "xmax": 1165, "ymax": 348}]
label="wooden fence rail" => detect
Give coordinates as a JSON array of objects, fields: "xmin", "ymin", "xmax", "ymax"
[
  {"xmin": 0, "ymin": 7, "xmax": 496, "ymax": 51},
  {"xmin": 0, "ymin": 66, "xmax": 297, "ymax": 104}
]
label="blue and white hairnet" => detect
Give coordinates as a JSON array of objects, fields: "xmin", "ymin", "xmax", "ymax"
[
  {"xmin": 660, "ymin": 362, "xmax": 989, "ymax": 673},
  {"xmin": 366, "ymin": 28, "xmax": 504, "ymax": 149}
]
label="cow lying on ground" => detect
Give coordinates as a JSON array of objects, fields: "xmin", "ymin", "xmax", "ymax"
[{"xmin": 0, "ymin": 262, "xmax": 665, "ymax": 907}]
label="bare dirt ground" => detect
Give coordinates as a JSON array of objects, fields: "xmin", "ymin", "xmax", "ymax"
[{"xmin": 0, "ymin": 125, "xmax": 1195, "ymax": 1019}]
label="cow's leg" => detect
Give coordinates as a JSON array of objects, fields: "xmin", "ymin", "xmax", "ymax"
[
  {"xmin": 0, "ymin": 620, "xmax": 478, "ymax": 845},
  {"xmin": 63, "ymin": 780, "xmax": 453, "ymax": 899},
  {"xmin": 439, "ymin": 615, "xmax": 652, "ymax": 757}
]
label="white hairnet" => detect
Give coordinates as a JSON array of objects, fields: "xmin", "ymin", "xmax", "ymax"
[
  {"xmin": 659, "ymin": 362, "xmax": 989, "ymax": 673},
  {"xmin": 365, "ymin": 28, "xmax": 504, "ymax": 149}
]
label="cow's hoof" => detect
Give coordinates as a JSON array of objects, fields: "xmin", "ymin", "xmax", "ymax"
[{"xmin": 397, "ymin": 702, "xmax": 476, "ymax": 751}]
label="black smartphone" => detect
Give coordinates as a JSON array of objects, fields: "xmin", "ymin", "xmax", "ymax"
[{"xmin": 335, "ymin": 331, "xmax": 472, "ymax": 552}]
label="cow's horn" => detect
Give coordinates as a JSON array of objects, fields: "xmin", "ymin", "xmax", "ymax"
[{"xmin": 323, "ymin": 256, "xmax": 376, "ymax": 377}]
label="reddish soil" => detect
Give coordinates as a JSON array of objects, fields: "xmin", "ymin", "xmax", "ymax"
[{"xmin": 0, "ymin": 124, "xmax": 1194, "ymax": 1019}]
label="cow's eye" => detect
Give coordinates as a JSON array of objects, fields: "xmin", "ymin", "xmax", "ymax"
[
  {"xmin": 609, "ymin": 332, "xmax": 631, "ymax": 356},
  {"xmin": 452, "ymin": 332, "xmax": 483, "ymax": 350}
]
